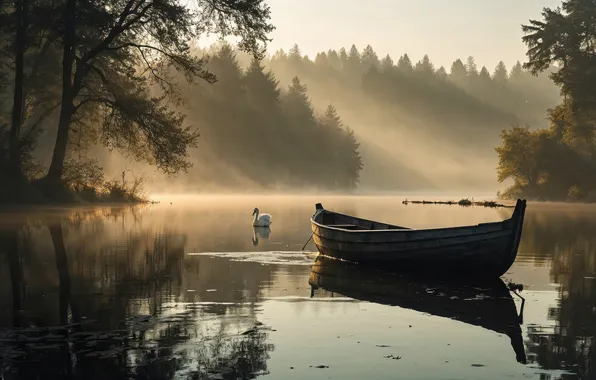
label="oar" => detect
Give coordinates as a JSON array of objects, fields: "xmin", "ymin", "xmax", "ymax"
[{"xmin": 301, "ymin": 234, "xmax": 313, "ymax": 251}]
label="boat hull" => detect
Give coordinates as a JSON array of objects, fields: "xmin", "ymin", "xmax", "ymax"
[{"xmin": 310, "ymin": 199, "xmax": 527, "ymax": 278}]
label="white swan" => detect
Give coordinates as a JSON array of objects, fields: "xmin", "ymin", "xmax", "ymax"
[{"xmin": 252, "ymin": 207, "xmax": 272, "ymax": 227}]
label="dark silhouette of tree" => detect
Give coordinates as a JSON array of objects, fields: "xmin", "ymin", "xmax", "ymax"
[
  {"xmin": 314, "ymin": 51, "xmax": 328, "ymax": 67},
  {"xmin": 435, "ymin": 66, "xmax": 448, "ymax": 80},
  {"xmin": 465, "ymin": 56, "xmax": 479, "ymax": 90},
  {"xmin": 245, "ymin": 58, "xmax": 281, "ymax": 110},
  {"xmin": 320, "ymin": 104, "xmax": 342, "ymax": 129},
  {"xmin": 345, "ymin": 44, "xmax": 362, "ymax": 75},
  {"xmin": 318, "ymin": 104, "xmax": 363, "ymax": 189},
  {"xmin": 479, "ymin": 67, "xmax": 490, "ymax": 81},
  {"xmin": 380, "ymin": 54, "xmax": 394, "ymax": 72},
  {"xmin": 477, "ymin": 66, "xmax": 492, "ymax": 92},
  {"xmin": 397, "ymin": 54, "xmax": 413, "ymax": 71},
  {"xmin": 326, "ymin": 49, "xmax": 341, "ymax": 71},
  {"xmin": 282, "ymin": 76, "xmax": 316, "ymax": 125},
  {"xmin": 496, "ymin": 0, "xmax": 596, "ymax": 201},
  {"xmin": 342, "ymin": 127, "xmax": 364, "ymax": 188},
  {"xmin": 465, "ymin": 56, "xmax": 478, "ymax": 77},
  {"xmin": 243, "ymin": 58, "xmax": 290, "ymax": 181},
  {"xmin": 415, "ymin": 54, "xmax": 434, "ymax": 75},
  {"xmin": 449, "ymin": 59, "xmax": 467, "ymax": 85},
  {"xmin": 8, "ymin": 0, "xmax": 26, "ymax": 177},
  {"xmin": 361, "ymin": 44, "xmax": 380, "ymax": 72},
  {"xmin": 509, "ymin": 61, "xmax": 524, "ymax": 82},
  {"xmin": 493, "ymin": 61, "xmax": 508, "ymax": 84},
  {"xmin": 1, "ymin": 0, "xmax": 62, "ymax": 183},
  {"xmin": 338, "ymin": 47, "xmax": 348, "ymax": 70},
  {"xmin": 288, "ymin": 43, "xmax": 302, "ymax": 69}
]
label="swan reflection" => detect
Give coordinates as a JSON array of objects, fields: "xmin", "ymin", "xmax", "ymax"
[{"xmin": 252, "ymin": 226, "xmax": 271, "ymax": 246}]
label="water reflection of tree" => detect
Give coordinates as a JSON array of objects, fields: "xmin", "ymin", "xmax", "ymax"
[
  {"xmin": 0, "ymin": 228, "xmax": 24, "ymax": 327},
  {"xmin": 182, "ymin": 255, "xmax": 275, "ymax": 317},
  {"xmin": 0, "ymin": 209, "xmax": 274, "ymax": 379},
  {"xmin": 521, "ymin": 209, "xmax": 596, "ymax": 379}
]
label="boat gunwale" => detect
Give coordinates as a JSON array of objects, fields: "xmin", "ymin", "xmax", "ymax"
[
  {"xmin": 312, "ymin": 229, "xmax": 513, "ymax": 251},
  {"xmin": 310, "ymin": 211, "xmax": 512, "ymax": 235}
]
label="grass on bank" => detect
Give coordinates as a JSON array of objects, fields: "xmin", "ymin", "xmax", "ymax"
[{"xmin": 1, "ymin": 158, "xmax": 149, "ymax": 205}]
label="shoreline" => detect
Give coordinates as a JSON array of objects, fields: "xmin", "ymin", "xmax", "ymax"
[
  {"xmin": 3, "ymin": 194, "xmax": 596, "ymax": 211},
  {"xmin": 0, "ymin": 199, "xmax": 155, "ymax": 213}
]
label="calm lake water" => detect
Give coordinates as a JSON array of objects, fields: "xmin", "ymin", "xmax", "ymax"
[{"xmin": 0, "ymin": 195, "xmax": 594, "ymax": 380}]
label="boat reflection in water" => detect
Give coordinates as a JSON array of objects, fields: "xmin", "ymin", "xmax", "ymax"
[{"xmin": 308, "ymin": 256, "xmax": 527, "ymax": 364}]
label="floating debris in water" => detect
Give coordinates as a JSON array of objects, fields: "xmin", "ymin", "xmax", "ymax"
[
  {"xmin": 375, "ymin": 344, "xmax": 391, "ymax": 348},
  {"xmin": 310, "ymin": 365, "xmax": 329, "ymax": 369},
  {"xmin": 384, "ymin": 355, "xmax": 402, "ymax": 360},
  {"xmin": 402, "ymin": 199, "xmax": 512, "ymax": 208},
  {"xmin": 471, "ymin": 364, "xmax": 485, "ymax": 367},
  {"xmin": 241, "ymin": 327, "xmax": 259, "ymax": 335}
]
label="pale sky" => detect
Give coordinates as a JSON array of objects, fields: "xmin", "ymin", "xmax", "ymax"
[{"xmin": 263, "ymin": 0, "xmax": 562, "ymax": 71}]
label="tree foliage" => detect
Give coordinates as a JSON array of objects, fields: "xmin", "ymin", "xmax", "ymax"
[
  {"xmin": 496, "ymin": 0, "xmax": 596, "ymax": 201},
  {"xmin": 181, "ymin": 45, "xmax": 363, "ymax": 190},
  {"xmin": 44, "ymin": 0, "xmax": 274, "ymax": 185},
  {"xmin": 0, "ymin": 0, "xmax": 274, "ymax": 201}
]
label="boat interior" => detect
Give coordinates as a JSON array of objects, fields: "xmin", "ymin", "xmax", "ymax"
[
  {"xmin": 315, "ymin": 207, "xmax": 511, "ymax": 232},
  {"xmin": 316, "ymin": 210, "xmax": 410, "ymax": 231}
]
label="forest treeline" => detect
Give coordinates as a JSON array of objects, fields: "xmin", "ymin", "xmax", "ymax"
[
  {"xmin": 495, "ymin": 0, "xmax": 596, "ymax": 202},
  {"xmin": 1, "ymin": 0, "xmax": 576, "ymax": 200},
  {"xmin": 176, "ymin": 45, "xmax": 363, "ymax": 190},
  {"xmin": 267, "ymin": 44, "xmax": 557, "ymax": 134},
  {"xmin": 172, "ymin": 42, "xmax": 558, "ymax": 192}
]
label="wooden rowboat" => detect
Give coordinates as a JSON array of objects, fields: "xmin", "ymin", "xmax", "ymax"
[
  {"xmin": 310, "ymin": 199, "xmax": 527, "ymax": 278},
  {"xmin": 309, "ymin": 256, "xmax": 527, "ymax": 364}
]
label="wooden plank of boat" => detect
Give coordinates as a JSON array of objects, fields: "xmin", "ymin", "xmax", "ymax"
[
  {"xmin": 310, "ymin": 199, "xmax": 527, "ymax": 278},
  {"xmin": 309, "ymin": 256, "xmax": 527, "ymax": 364}
]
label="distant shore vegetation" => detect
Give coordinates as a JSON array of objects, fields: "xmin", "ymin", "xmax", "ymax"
[{"xmin": 3, "ymin": 0, "xmax": 594, "ymax": 204}]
